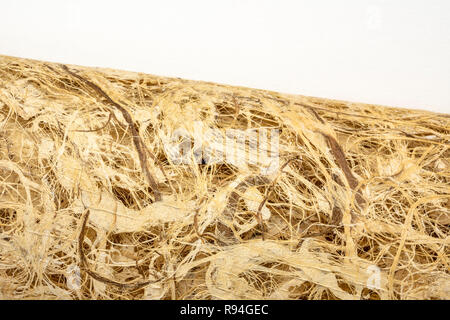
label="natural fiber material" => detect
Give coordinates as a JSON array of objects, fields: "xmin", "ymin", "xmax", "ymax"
[{"xmin": 0, "ymin": 55, "xmax": 448, "ymax": 300}]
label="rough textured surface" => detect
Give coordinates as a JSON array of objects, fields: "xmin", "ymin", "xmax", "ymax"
[{"xmin": 0, "ymin": 55, "xmax": 448, "ymax": 300}]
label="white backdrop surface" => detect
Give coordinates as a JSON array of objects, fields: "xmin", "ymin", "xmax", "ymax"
[{"xmin": 1, "ymin": 0, "xmax": 449, "ymax": 113}]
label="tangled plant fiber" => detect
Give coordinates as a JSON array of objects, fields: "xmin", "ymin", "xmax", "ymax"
[{"xmin": 0, "ymin": 55, "xmax": 448, "ymax": 300}]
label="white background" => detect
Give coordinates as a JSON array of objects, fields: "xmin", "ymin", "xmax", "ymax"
[{"xmin": 1, "ymin": 0, "xmax": 449, "ymax": 113}]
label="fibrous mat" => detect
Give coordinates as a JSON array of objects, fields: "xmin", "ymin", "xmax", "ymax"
[{"xmin": 0, "ymin": 55, "xmax": 448, "ymax": 300}]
